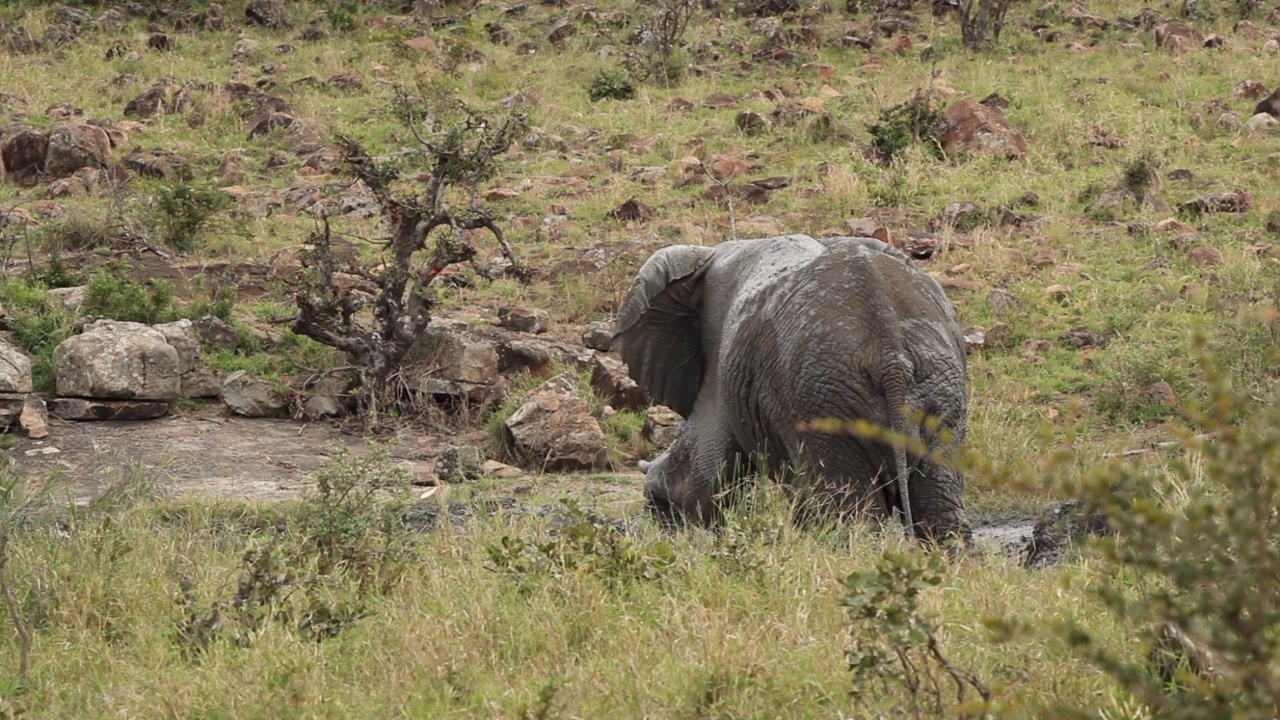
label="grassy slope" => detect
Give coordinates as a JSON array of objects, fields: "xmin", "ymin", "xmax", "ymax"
[{"xmin": 0, "ymin": 0, "xmax": 1277, "ymax": 714}]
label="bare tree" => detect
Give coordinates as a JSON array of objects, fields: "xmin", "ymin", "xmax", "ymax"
[
  {"xmin": 288, "ymin": 95, "xmax": 532, "ymax": 420},
  {"xmin": 958, "ymin": 0, "xmax": 1013, "ymax": 49}
]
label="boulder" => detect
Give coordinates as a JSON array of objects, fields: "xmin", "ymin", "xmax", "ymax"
[
  {"xmin": 1, "ymin": 128, "xmax": 49, "ymax": 184},
  {"xmin": 403, "ymin": 326, "xmax": 504, "ymax": 404},
  {"xmin": 53, "ymin": 320, "xmax": 181, "ymax": 400},
  {"xmin": 1155, "ymin": 19, "xmax": 1203, "ymax": 53},
  {"xmin": 1245, "ymin": 113, "xmax": 1279, "ymax": 132},
  {"xmin": 0, "ymin": 339, "xmax": 33, "ymax": 393},
  {"xmin": 43, "ymin": 123, "xmax": 111, "ymax": 180},
  {"xmin": 300, "ymin": 375, "xmax": 348, "ymax": 418},
  {"xmin": 938, "ymin": 99, "xmax": 1027, "ymax": 159},
  {"xmin": 154, "ymin": 319, "xmax": 221, "ymax": 397},
  {"xmin": 588, "ymin": 354, "xmax": 648, "ymax": 410},
  {"xmin": 221, "ymin": 370, "xmax": 288, "ymax": 417},
  {"xmin": 48, "ymin": 397, "xmax": 170, "ymax": 421},
  {"xmin": 502, "ymin": 372, "xmax": 611, "ymax": 472},
  {"xmin": 642, "ymin": 405, "xmax": 682, "ymax": 449}
]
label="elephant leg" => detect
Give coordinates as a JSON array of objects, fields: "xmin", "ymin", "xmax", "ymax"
[
  {"xmin": 643, "ymin": 411, "xmax": 743, "ymax": 527},
  {"xmin": 906, "ymin": 460, "xmax": 970, "ymax": 544}
]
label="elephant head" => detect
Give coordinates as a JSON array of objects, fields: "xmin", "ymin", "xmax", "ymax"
[{"xmin": 614, "ymin": 235, "xmax": 970, "ymax": 541}]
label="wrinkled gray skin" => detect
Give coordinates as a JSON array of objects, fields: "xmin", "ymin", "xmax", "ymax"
[{"xmin": 614, "ymin": 234, "xmax": 970, "ymax": 541}]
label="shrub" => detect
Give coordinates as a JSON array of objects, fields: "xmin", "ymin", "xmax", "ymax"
[
  {"xmin": 868, "ymin": 93, "xmax": 944, "ymax": 164},
  {"xmin": 151, "ymin": 181, "xmax": 231, "ymax": 253},
  {"xmin": 843, "ymin": 550, "xmax": 991, "ymax": 717},
  {"xmin": 587, "ymin": 69, "xmax": 636, "ymax": 102},
  {"xmin": 81, "ymin": 265, "xmax": 175, "ymax": 325},
  {"xmin": 988, "ymin": 337, "xmax": 1280, "ymax": 718}
]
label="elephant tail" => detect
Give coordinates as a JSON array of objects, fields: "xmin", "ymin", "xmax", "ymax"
[{"xmin": 884, "ymin": 353, "xmax": 916, "ymax": 537}]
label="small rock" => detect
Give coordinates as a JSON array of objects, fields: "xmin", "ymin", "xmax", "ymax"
[
  {"xmin": 192, "ymin": 315, "xmax": 244, "ymax": 352},
  {"xmin": 221, "ymin": 370, "xmax": 288, "ymax": 417},
  {"xmin": 1236, "ymin": 79, "xmax": 1270, "ymax": 99},
  {"xmin": 962, "ymin": 327, "xmax": 986, "ymax": 353},
  {"xmin": 497, "ymin": 306, "xmax": 547, "ymax": 334},
  {"xmin": 607, "ymin": 198, "xmax": 655, "ymax": 223},
  {"xmin": 1144, "ymin": 380, "xmax": 1179, "ymax": 407},
  {"xmin": 1155, "ymin": 19, "xmax": 1203, "ymax": 53},
  {"xmin": 19, "ymin": 395, "xmax": 48, "ymax": 439},
  {"xmin": 987, "ymin": 288, "xmax": 1019, "ymax": 314},
  {"xmin": 48, "ymin": 397, "xmax": 170, "ymax": 421},
  {"xmin": 1245, "ymin": 113, "xmax": 1279, "ymax": 132},
  {"xmin": 1045, "ymin": 284, "xmax": 1072, "ymax": 302},
  {"xmin": 482, "ymin": 460, "xmax": 524, "ymax": 479},
  {"xmin": 581, "ymin": 321, "xmax": 614, "ymax": 351},
  {"xmin": 589, "ymin": 354, "xmax": 648, "ymax": 411},
  {"xmin": 245, "ymin": 0, "xmax": 287, "ymax": 28},
  {"xmin": 1180, "ymin": 190, "xmax": 1255, "ymax": 214},
  {"xmin": 642, "ymin": 405, "xmax": 682, "ymax": 449},
  {"xmin": 735, "ymin": 110, "xmax": 770, "ymax": 135},
  {"xmin": 939, "ymin": 99, "xmax": 1027, "ymax": 159},
  {"xmin": 1265, "ymin": 210, "xmax": 1280, "ymax": 234},
  {"xmin": 403, "ymin": 326, "xmax": 504, "ymax": 404},
  {"xmin": 436, "ymin": 446, "xmax": 484, "ymax": 483},
  {"xmin": 986, "ymin": 322, "xmax": 1013, "ymax": 347},
  {"xmin": 1189, "ymin": 246, "xmax": 1222, "ymax": 265}
]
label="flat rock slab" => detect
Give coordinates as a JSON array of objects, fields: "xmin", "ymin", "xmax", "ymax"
[
  {"xmin": 5, "ymin": 398, "xmax": 646, "ymax": 518},
  {"xmin": 50, "ymin": 398, "xmax": 171, "ymax": 421},
  {"xmin": 6, "ymin": 409, "xmax": 450, "ymax": 504}
]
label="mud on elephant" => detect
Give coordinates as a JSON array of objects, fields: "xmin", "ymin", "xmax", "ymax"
[{"xmin": 613, "ymin": 234, "xmax": 970, "ymax": 541}]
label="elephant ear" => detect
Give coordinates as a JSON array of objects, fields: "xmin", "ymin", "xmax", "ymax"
[{"xmin": 612, "ymin": 245, "xmax": 714, "ymax": 418}]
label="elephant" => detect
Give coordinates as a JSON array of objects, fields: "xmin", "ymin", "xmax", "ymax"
[{"xmin": 613, "ymin": 234, "xmax": 970, "ymax": 541}]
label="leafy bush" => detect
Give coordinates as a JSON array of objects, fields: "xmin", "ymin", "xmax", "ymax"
[
  {"xmin": 843, "ymin": 550, "xmax": 991, "ymax": 718},
  {"xmin": 485, "ymin": 499, "xmax": 676, "ymax": 592},
  {"xmin": 175, "ymin": 443, "xmax": 418, "ymax": 656},
  {"xmin": 151, "ymin": 181, "xmax": 231, "ymax": 253},
  {"xmin": 587, "ymin": 69, "xmax": 636, "ymax": 102},
  {"xmin": 868, "ymin": 93, "xmax": 944, "ymax": 164},
  {"xmin": 81, "ymin": 265, "xmax": 175, "ymax": 325}
]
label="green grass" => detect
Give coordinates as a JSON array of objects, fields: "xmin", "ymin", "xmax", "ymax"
[{"xmin": 0, "ymin": 476, "xmax": 1120, "ymax": 718}]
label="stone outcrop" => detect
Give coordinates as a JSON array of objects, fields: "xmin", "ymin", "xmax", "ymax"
[{"xmin": 502, "ymin": 372, "xmax": 610, "ymax": 472}]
